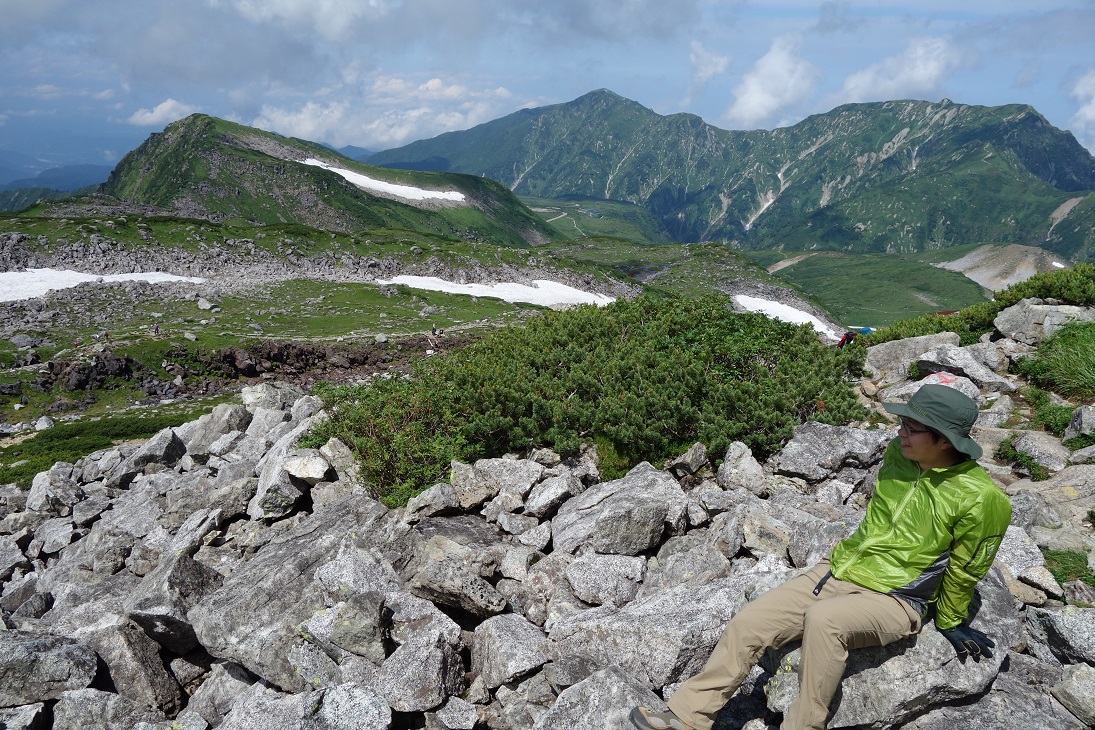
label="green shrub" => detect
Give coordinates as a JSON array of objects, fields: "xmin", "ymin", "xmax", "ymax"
[
  {"xmin": 307, "ymin": 294, "xmax": 868, "ymax": 506},
  {"xmin": 1016, "ymin": 322, "xmax": 1095, "ymax": 402}
]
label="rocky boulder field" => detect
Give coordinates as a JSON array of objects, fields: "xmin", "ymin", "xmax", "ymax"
[{"xmin": 2, "ymin": 297, "xmax": 1095, "ymax": 730}]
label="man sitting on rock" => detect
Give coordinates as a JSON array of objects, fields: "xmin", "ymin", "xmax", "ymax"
[{"xmin": 631, "ymin": 384, "xmax": 1012, "ymax": 730}]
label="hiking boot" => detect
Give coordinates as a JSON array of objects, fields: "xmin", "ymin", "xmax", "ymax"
[{"xmin": 629, "ymin": 706, "xmax": 695, "ymax": 730}]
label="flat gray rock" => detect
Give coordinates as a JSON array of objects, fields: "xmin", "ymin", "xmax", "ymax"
[{"xmin": 0, "ymin": 631, "xmax": 97, "ymax": 707}]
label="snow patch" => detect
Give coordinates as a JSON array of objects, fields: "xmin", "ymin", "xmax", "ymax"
[
  {"xmin": 302, "ymin": 158, "xmax": 466, "ymax": 202},
  {"xmin": 733, "ymin": 294, "xmax": 841, "ymax": 340},
  {"xmin": 0, "ymin": 268, "xmax": 205, "ymax": 303},
  {"xmin": 376, "ymin": 275, "xmax": 614, "ymax": 308}
]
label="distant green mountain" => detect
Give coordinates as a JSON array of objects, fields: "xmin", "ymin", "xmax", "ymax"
[
  {"xmin": 0, "ymin": 187, "xmax": 84, "ymax": 212},
  {"xmin": 99, "ymin": 115, "xmax": 554, "ymax": 247},
  {"xmin": 368, "ymin": 90, "xmax": 1095, "ymax": 261},
  {"xmin": 0, "ymin": 164, "xmax": 113, "ymax": 192}
]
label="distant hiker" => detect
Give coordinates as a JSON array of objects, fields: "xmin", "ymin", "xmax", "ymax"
[
  {"xmin": 630, "ymin": 385, "xmax": 1010, "ymax": 730},
  {"xmin": 153, "ymin": 323, "xmax": 160, "ymax": 336},
  {"xmin": 836, "ymin": 331, "xmax": 855, "ymax": 348}
]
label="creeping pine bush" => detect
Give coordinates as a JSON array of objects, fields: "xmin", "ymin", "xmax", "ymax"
[
  {"xmin": 306, "ymin": 294, "xmax": 867, "ymax": 507},
  {"xmin": 862, "ymin": 262, "xmax": 1095, "ymax": 347}
]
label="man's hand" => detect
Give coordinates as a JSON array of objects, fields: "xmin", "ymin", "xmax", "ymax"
[{"xmin": 939, "ymin": 623, "xmax": 995, "ymax": 662}]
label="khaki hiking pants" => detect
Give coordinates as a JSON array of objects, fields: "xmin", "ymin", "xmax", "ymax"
[{"xmin": 667, "ymin": 561, "xmax": 922, "ymax": 730}]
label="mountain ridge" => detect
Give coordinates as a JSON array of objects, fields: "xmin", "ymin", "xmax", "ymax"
[{"xmin": 368, "ymin": 91, "xmax": 1095, "ymax": 260}]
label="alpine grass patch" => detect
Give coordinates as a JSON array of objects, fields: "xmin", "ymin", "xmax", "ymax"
[
  {"xmin": 305, "ymin": 294, "xmax": 867, "ymax": 506},
  {"xmin": 1016, "ymin": 322, "xmax": 1095, "ymax": 402}
]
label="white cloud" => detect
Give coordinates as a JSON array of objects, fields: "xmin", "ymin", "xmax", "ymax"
[
  {"xmin": 251, "ymin": 100, "xmax": 349, "ymax": 143},
  {"xmin": 839, "ymin": 37, "xmax": 963, "ymax": 102},
  {"xmin": 689, "ymin": 40, "xmax": 730, "ymax": 87},
  {"xmin": 223, "ymin": 0, "xmax": 394, "ymax": 41},
  {"xmin": 31, "ymin": 84, "xmax": 63, "ymax": 99},
  {"xmin": 127, "ymin": 98, "xmax": 201, "ymax": 126},
  {"xmin": 724, "ymin": 34, "xmax": 819, "ymax": 129},
  {"xmin": 1069, "ymin": 68, "xmax": 1095, "ymax": 152},
  {"xmin": 248, "ymin": 75, "xmax": 518, "ymax": 148}
]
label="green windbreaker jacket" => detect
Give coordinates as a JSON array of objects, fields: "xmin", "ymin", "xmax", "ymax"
[{"xmin": 829, "ymin": 438, "xmax": 1012, "ymax": 630}]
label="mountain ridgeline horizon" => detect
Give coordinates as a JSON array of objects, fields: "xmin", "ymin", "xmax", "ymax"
[{"xmin": 367, "ymin": 89, "xmax": 1095, "ymax": 262}]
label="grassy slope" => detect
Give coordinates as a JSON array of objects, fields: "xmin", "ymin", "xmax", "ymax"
[
  {"xmin": 101, "ymin": 115, "xmax": 555, "ymax": 248},
  {"xmin": 768, "ymin": 252, "xmax": 991, "ymax": 327}
]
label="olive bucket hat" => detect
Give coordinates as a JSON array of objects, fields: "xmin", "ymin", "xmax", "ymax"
[{"xmin": 883, "ymin": 384, "xmax": 983, "ymax": 460}]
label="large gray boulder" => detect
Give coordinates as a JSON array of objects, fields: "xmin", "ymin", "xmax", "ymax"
[
  {"xmin": 1063, "ymin": 405, "xmax": 1095, "ymax": 442},
  {"xmin": 767, "ymin": 423, "xmax": 892, "ymax": 484},
  {"xmin": 405, "ymin": 535, "xmax": 507, "ymax": 617},
  {"xmin": 902, "ymin": 652, "xmax": 1087, "ymax": 729},
  {"xmin": 530, "ymin": 666, "xmax": 667, "ymax": 730},
  {"xmin": 179, "ymin": 403, "xmax": 253, "ymax": 462},
  {"xmin": 916, "ymin": 344, "xmax": 1017, "ymax": 392},
  {"xmin": 549, "ymin": 571, "xmax": 789, "ymax": 689},
  {"xmin": 0, "ymin": 631, "xmax": 97, "ymax": 707},
  {"xmin": 993, "ymin": 298, "xmax": 1095, "ymax": 345},
  {"xmin": 188, "ymin": 498, "xmax": 404, "ymax": 691},
  {"xmin": 717, "ymin": 442, "xmax": 767, "ymax": 494},
  {"xmin": 240, "ymin": 382, "xmax": 307, "ymax": 411},
  {"xmin": 246, "ymin": 417, "xmax": 319, "ymax": 520},
  {"xmin": 374, "ymin": 629, "xmax": 464, "ymax": 712},
  {"xmin": 1011, "ymin": 430, "xmax": 1072, "ymax": 475},
  {"xmin": 74, "ymin": 617, "xmax": 183, "ymax": 715},
  {"xmin": 26, "ymin": 462, "xmax": 82, "ymax": 514},
  {"xmin": 565, "ymin": 550, "xmax": 646, "ymax": 607},
  {"xmin": 184, "ymin": 661, "xmax": 258, "ymax": 727},
  {"xmin": 0, "ymin": 704, "xmax": 47, "ymax": 730},
  {"xmin": 1051, "ymin": 662, "xmax": 1095, "ymax": 727},
  {"xmin": 551, "ymin": 462, "xmax": 687, "ymax": 555},
  {"xmin": 1026, "ymin": 606, "xmax": 1095, "ymax": 665},
  {"xmin": 51, "ymin": 688, "xmax": 166, "ymax": 730},
  {"xmin": 1006, "ymin": 465, "xmax": 1095, "ymax": 530},
  {"xmin": 472, "ymin": 613, "xmax": 553, "ymax": 689},
  {"xmin": 865, "ymin": 332, "xmax": 960, "ymax": 384}
]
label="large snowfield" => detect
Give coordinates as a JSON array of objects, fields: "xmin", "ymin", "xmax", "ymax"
[
  {"xmin": 0, "ymin": 268, "xmax": 205, "ymax": 303},
  {"xmin": 302, "ymin": 159, "xmax": 466, "ymax": 202}
]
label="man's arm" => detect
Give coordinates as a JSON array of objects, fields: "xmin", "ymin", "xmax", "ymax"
[{"xmin": 933, "ymin": 484, "xmax": 1011, "ymax": 630}]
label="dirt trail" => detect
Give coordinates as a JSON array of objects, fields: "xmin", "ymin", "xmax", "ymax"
[{"xmin": 767, "ymin": 253, "xmax": 817, "ymax": 273}]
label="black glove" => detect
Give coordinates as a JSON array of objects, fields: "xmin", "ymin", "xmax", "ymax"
[{"xmin": 939, "ymin": 623, "xmax": 995, "ymax": 662}]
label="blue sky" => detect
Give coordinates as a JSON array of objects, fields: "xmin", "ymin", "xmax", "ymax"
[{"xmin": 1, "ymin": 0, "xmax": 1094, "ymax": 169}]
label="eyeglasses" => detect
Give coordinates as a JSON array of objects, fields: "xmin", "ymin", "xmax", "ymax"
[{"xmin": 899, "ymin": 418, "xmax": 933, "ymax": 435}]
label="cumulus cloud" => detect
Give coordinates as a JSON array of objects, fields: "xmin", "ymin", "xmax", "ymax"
[
  {"xmin": 250, "ymin": 76, "xmax": 518, "ymax": 148},
  {"xmin": 127, "ymin": 98, "xmax": 201, "ymax": 126},
  {"xmin": 724, "ymin": 34, "xmax": 819, "ymax": 129},
  {"xmin": 251, "ymin": 100, "xmax": 350, "ymax": 145},
  {"xmin": 839, "ymin": 37, "xmax": 963, "ymax": 102},
  {"xmin": 689, "ymin": 40, "xmax": 730, "ymax": 87},
  {"xmin": 223, "ymin": 0, "xmax": 394, "ymax": 41},
  {"xmin": 1069, "ymin": 68, "xmax": 1095, "ymax": 152}
]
